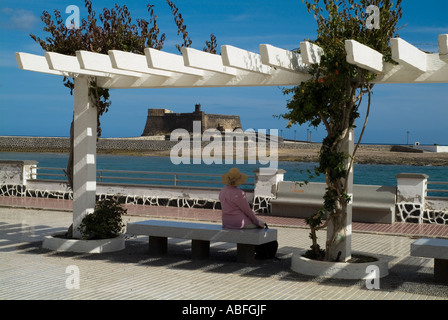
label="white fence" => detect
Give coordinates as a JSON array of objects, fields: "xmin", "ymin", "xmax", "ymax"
[{"xmin": 1, "ymin": 160, "xmax": 447, "ymax": 224}]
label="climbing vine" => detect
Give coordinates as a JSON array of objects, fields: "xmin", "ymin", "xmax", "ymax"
[{"xmin": 281, "ymin": 0, "xmax": 403, "ymax": 261}]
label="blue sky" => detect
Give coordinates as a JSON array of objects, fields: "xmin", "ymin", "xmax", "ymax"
[{"xmin": 0, "ymin": 0, "xmax": 447, "ymax": 145}]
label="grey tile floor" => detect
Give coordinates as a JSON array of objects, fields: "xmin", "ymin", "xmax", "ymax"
[{"xmin": 0, "ymin": 207, "xmax": 447, "ymax": 301}]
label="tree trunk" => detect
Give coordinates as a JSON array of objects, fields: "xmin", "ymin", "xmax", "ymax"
[
  {"xmin": 324, "ymin": 128, "xmax": 353, "ymax": 262},
  {"xmin": 63, "ymin": 116, "xmax": 74, "ymax": 238},
  {"xmin": 64, "ymin": 116, "xmax": 74, "ymax": 191}
]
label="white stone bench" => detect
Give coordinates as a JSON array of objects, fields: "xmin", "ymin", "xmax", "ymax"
[
  {"xmin": 410, "ymin": 238, "xmax": 448, "ymax": 283},
  {"xmin": 126, "ymin": 220, "xmax": 278, "ymax": 263},
  {"xmin": 270, "ymin": 181, "xmax": 397, "ymax": 224}
]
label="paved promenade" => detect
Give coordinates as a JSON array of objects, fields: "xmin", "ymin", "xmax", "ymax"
[{"xmin": 0, "ymin": 197, "xmax": 447, "ymax": 303}]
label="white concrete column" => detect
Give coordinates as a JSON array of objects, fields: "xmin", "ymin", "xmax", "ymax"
[
  {"xmin": 253, "ymin": 168, "xmax": 286, "ymax": 198},
  {"xmin": 0, "ymin": 160, "xmax": 38, "ymax": 185},
  {"xmin": 396, "ymin": 173, "xmax": 428, "ymax": 204},
  {"xmin": 72, "ymin": 76, "xmax": 97, "ymax": 239},
  {"xmin": 395, "ymin": 173, "xmax": 428, "ymax": 223},
  {"xmin": 326, "ymin": 128, "xmax": 354, "ymax": 262},
  {"xmin": 252, "ymin": 168, "xmax": 286, "ymax": 214}
]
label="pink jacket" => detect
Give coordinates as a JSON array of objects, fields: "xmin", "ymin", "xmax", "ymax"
[{"xmin": 219, "ymin": 185, "xmax": 264, "ymax": 229}]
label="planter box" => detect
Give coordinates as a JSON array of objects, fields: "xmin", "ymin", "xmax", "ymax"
[
  {"xmin": 42, "ymin": 233, "xmax": 125, "ymax": 253},
  {"xmin": 291, "ymin": 250, "xmax": 389, "ymax": 280}
]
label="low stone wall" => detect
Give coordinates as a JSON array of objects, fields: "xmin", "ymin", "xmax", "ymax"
[
  {"xmin": 0, "ymin": 136, "xmax": 177, "ymax": 153},
  {"xmin": 0, "ymin": 136, "xmax": 70, "ymax": 153},
  {"xmin": 0, "ymin": 135, "xmax": 277, "ymax": 153}
]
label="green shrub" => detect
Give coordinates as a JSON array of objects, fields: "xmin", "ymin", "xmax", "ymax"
[{"xmin": 78, "ymin": 198, "xmax": 127, "ymax": 240}]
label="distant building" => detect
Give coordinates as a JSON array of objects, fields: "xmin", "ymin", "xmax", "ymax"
[
  {"xmin": 141, "ymin": 104, "xmax": 242, "ymax": 136},
  {"xmin": 412, "ymin": 142, "xmax": 448, "ymax": 153}
]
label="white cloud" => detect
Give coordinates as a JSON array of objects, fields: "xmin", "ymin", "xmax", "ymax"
[{"xmin": 0, "ymin": 8, "xmax": 40, "ymax": 32}]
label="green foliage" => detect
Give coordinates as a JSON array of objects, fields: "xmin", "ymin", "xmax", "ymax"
[
  {"xmin": 78, "ymin": 198, "xmax": 127, "ymax": 240},
  {"xmin": 30, "ymin": 0, "xmax": 218, "ymax": 138},
  {"xmin": 282, "ymin": 0, "xmax": 403, "ymax": 260},
  {"xmin": 30, "ymin": 0, "xmax": 218, "ymax": 189},
  {"xmin": 30, "ymin": 0, "xmax": 167, "ymax": 110}
]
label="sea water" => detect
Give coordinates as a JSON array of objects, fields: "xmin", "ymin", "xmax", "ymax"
[{"xmin": 1, "ymin": 151, "xmax": 447, "ymax": 193}]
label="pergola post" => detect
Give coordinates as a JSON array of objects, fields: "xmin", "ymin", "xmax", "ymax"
[
  {"xmin": 326, "ymin": 128, "xmax": 354, "ymax": 262},
  {"xmin": 72, "ymin": 76, "xmax": 97, "ymax": 239}
]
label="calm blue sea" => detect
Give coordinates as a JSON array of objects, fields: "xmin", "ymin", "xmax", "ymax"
[{"xmin": 1, "ymin": 151, "xmax": 447, "ymax": 194}]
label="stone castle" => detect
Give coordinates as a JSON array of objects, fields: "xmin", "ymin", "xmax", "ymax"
[{"xmin": 141, "ymin": 104, "xmax": 242, "ymax": 136}]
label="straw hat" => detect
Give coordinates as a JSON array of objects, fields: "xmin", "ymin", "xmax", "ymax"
[{"xmin": 222, "ymin": 168, "xmax": 247, "ymax": 186}]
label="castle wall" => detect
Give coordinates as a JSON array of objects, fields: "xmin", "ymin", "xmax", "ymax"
[
  {"xmin": 141, "ymin": 106, "xmax": 241, "ymax": 136},
  {"xmin": 204, "ymin": 114, "xmax": 241, "ymax": 132}
]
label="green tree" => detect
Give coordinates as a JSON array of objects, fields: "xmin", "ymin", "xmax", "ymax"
[
  {"xmin": 30, "ymin": 0, "xmax": 217, "ymax": 189},
  {"xmin": 281, "ymin": 0, "xmax": 402, "ymax": 261}
]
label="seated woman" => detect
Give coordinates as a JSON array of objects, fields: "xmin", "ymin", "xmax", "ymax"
[{"xmin": 219, "ymin": 168, "xmax": 265, "ymax": 229}]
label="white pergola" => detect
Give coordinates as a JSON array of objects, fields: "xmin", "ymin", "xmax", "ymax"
[{"xmin": 15, "ymin": 34, "xmax": 448, "ymax": 259}]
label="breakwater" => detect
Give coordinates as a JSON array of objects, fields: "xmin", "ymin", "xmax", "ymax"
[
  {"xmin": 0, "ymin": 136, "xmax": 176, "ymax": 153},
  {"xmin": 0, "ymin": 135, "xmax": 384, "ymax": 153},
  {"xmin": 1, "ymin": 135, "xmax": 448, "ymax": 166}
]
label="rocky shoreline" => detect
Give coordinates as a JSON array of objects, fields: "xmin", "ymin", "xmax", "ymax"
[{"xmin": 1, "ymin": 136, "xmax": 447, "ymax": 166}]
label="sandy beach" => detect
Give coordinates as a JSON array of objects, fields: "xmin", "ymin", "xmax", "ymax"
[
  {"xmin": 276, "ymin": 143, "xmax": 448, "ymax": 166},
  {"xmin": 120, "ymin": 142, "xmax": 448, "ymax": 166}
]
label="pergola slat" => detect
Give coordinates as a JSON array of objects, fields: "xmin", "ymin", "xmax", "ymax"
[
  {"xmin": 145, "ymin": 48, "xmax": 206, "ymax": 77},
  {"xmin": 181, "ymin": 47, "xmax": 238, "ymax": 76},
  {"xmin": 439, "ymin": 34, "xmax": 448, "ymax": 62},
  {"xmin": 108, "ymin": 50, "xmax": 173, "ymax": 78},
  {"xmin": 345, "ymin": 40, "xmax": 384, "ymax": 73},
  {"xmin": 391, "ymin": 38, "xmax": 427, "ymax": 72},
  {"xmin": 300, "ymin": 41, "xmax": 323, "ymax": 65},
  {"xmin": 221, "ymin": 45, "xmax": 272, "ymax": 74},
  {"xmin": 45, "ymin": 52, "xmax": 109, "ymax": 77},
  {"xmin": 15, "ymin": 52, "xmax": 67, "ymax": 76},
  {"xmin": 76, "ymin": 51, "xmax": 143, "ymax": 77},
  {"xmin": 259, "ymin": 44, "xmax": 308, "ymax": 73}
]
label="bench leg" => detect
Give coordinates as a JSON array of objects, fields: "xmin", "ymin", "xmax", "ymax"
[
  {"xmin": 237, "ymin": 243, "xmax": 256, "ymax": 263},
  {"xmin": 192, "ymin": 240, "xmax": 210, "ymax": 260},
  {"xmin": 149, "ymin": 236, "xmax": 168, "ymax": 255},
  {"xmin": 434, "ymin": 259, "xmax": 448, "ymax": 283}
]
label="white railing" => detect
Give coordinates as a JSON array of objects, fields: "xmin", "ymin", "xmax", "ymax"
[
  {"xmin": 426, "ymin": 181, "xmax": 448, "ymax": 199},
  {"xmin": 33, "ymin": 167, "xmax": 255, "ymax": 189}
]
